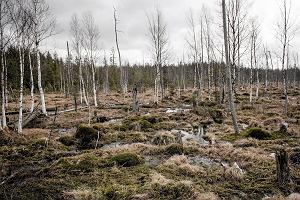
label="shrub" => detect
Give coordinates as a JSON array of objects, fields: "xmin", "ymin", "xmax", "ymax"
[
  {"xmin": 58, "ymin": 135, "xmax": 75, "ymax": 146},
  {"xmin": 108, "ymin": 152, "xmax": 143, "ymax": 167},
  {"xmin": 75, "ymin": 125, "xmax": 101, "ymax": 149},
  {"xmin": 165, "ymin": 144, "xmax": 184, "ymax": 155},
  {"xmin": 246, "ymin": 128, "xmax": 272, "ymax": 140}
]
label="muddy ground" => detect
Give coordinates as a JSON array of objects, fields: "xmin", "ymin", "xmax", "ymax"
[{"xmin": 0, "ymin": 86, "xmax": 300, "ymax": 200}]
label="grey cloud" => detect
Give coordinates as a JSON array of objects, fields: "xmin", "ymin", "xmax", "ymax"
[{"xmin": 43, "ymin": 0, "xmax": 300, "ymax": 65}]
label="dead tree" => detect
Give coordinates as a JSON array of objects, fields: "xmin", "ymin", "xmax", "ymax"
[
  {"xmin": 147, "ymin": 8, "xmax": 169, "ymax": 103},
  {"xmin": 276, "ymin": 0, "xmax": 295, "ymax": 116},
  {"xmin": 70, "ymin": 14, "xmax": 88, "ymax": 106},
  {"xmin": 113, "ymin": 7, "xmax": 127, "ymax": 94},
  {"xmin": 103, "ymin": 54, "xmax": 109, "ymax": 94},
  {"xmin": 222, "ymin": 0, "xmax": 240, "ymax": 135},
  {"xmin": 264, "ymin": 46, "xmax": 269, "ymax": 95},
  {"xmin": 204, "ymin": 7, "xmax": 213, "ymax": 101},
  {"xmin": 227, "ymin": 0, "xmax": 250, "ymax": 95},
  {"xmin": 132, "ymin": 85, "xmax": 139, "ymax": 112},
  {"xmin": 249, "ymin": 19, "xmax": 259, "ymax": 103},
  {"xmin": 82, "ymin": 12, "xmax": 100, "ymax": 107},
  {"xmin": 276, "ymin": 149, "xmax": 290, "ymax": 191},
  {"xmin": 186, "ymin": 10, "xmax": 199, "ymax": 90}
]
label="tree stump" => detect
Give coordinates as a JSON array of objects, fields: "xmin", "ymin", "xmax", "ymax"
[
  {"xmin": 276, "ymin": 148, "xmax": 290, "ymax": 193},
  {"xmin": 132, "ymin": 85, "xmax": 139, "ymax": 112}
]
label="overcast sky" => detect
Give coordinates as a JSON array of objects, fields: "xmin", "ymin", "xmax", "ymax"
[{"xmin": 42, "ymin": 0, "xmax": 300, "ymax": 65}]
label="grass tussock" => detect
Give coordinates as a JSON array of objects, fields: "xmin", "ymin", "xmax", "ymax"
[{"xmin": 162, "ymin": 155, "xmax": 204, "ymax": 176}]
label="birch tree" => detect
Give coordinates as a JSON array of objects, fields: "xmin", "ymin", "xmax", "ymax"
[
  {"xmin": 186, "ymin": 10, "xmax": 199, "ymax": 90},
  {"xmin": 147, "ymin": 8, "xmax": 169, "ymax": 103},
  {"xmin": 249, "ymin": 19, "xmax": 259, "ymax": 103},
  {"xmin": 82, "ymin": 12, "xmax": 100, "ymax": 107},
  {"xmin": 30, "ymin": 0, "xmax": 56, "ymax": 115},
  {"xmin": 70, "ymin": 14, "xmax": 88, "ymax": 106},
  {"xmin": 0, "ymin": 0, "xmax": 12, "ymax": 129},
  {"xmin": 8, "ymin": 0, "xmax": 32, "ymax": 133},
  {"xmin": 222, "ymin": 0, "xmax": 240, "ymax": 135},
  {"xmin": 276, "ymin": 0, "xmax": 296, "ymax": 116},
  {"xmin": 226, "ymin": 0, "xmax": 250, "ymax": 93}
]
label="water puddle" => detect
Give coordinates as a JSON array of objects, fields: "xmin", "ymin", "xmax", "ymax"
[{"xmin": 166, "ymin": 108, "xmax": 191, "ymax": 114}]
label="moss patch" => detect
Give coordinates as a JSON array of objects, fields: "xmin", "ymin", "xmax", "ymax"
[
  {"xmin": 108, "ymin": 152, "xmax": 144, "ymax": 167},
  {"xmin": 58, "ymin": 135, "xmax": 75, "ymax": 146},
  {"xmin": 165, "ymin": 144, "xmax": 184, "ymax": 155},
  {"xmin": 75, "ymin": 125, "xmax": 101, "ymax": 149}
]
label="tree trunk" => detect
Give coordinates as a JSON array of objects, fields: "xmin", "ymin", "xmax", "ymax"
[
  {"xmin": 256, "ymin": 69, "xmax": 259, "ymax": 99},
  {"xmin": 1, "ymin": 50, "xmax": 6, "ymax": 128},
  {"xmin": 91, "ymin": 61, "xmax": 97, "ymax": 107},
  {"xmin": 276, "ymin": 149, "xmax": 290, "ymax": 191},
  {"xmin": 222, "ymin": 0, "xmax": 240, "ymax": 135},
  {"xmin": 132, "ymin": 85, "xmax": 139, "ymax": 112},
  {"xmin": 29, "ymin": 51, "xmax": 34, "ymax": 113},
  {"xmin": 18, "ymin": 45, "xmax": 24, "ymax": 133},
  {"xmin": 4, "ymin": 52, "xmax": 7, "ymax": 109},
  {"xmin": 80, "ymin": 60, "xmax": 88, "ymax": 106},
  {"xmin": 36, "ymin": 44, "xmax": 47, "ymax": 115}
]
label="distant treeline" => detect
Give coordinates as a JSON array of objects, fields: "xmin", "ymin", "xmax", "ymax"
[{"xmin": 4, "ymin": 46, "xmax": 300, "ymax": 95}]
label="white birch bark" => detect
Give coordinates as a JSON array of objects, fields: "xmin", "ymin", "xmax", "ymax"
[
  {"xmin": 36, "ymin": 45, "xmax": 47, "ymax": 115},
  {"xmin": 91, "ymin": 61, "xmax": 97, "ymax": 107},
  {"xmin": 18, "ymin": 44, "xmax": 24, "ymax": 133},
  {"xmin": 79, "ymin": 60, "xmax": 89, "ymax": 106},
  {"xmin": 29, "ymin": 51, "xmax": 34, "ymax": 112},
  {"xmin": 1, "ymin": 50, "xmax": 6, "ymax": 128},
  {"xmin": 222, "ymin": 0, "xmax": 240, "ymax": 135}
]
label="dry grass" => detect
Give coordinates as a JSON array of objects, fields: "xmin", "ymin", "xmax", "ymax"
[
  {"xmin": 150, "ymin": 172, "xmax": 173, "ymax": 185},
  {"xmin": 195, "ymin": 192, "xmax": 220, "ymax": 200},
  {"xmin": 63, "ymin": 188, "xmax": 97, "ymax": 200},
  {"xmin": 163, "ymin": 155, "xmax": 203, "ymax": 176},
  {"xmin": 224, "ymin": 162, "xmax": 245, "ymax": 181}
]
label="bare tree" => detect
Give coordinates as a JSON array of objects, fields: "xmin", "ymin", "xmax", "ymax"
[
  {"xmin": 276, "ymin": 0, "xmax": 296, "ymax": 116},
  {"xmin": 8, "ymin": 0, "xmax": 32, "ymax": 133},
  {"xmin": 186, "ymin": 10, "xmax": 199, "ymax": 90},
  {"xmin": 147, "ymin": 8, "xmax": 169, "ymax": 103},
  {"xmin": 0, "ymin": 0, "xmax": 13, "ymax": 129},
  {"xmin": 70, "ymin": 13, "xmax": 88, "ymax": 106},
  {"xmin": 226, "ymin": 0, "xmax": 250, "ymax": 94},
  {"xmin": 113, "ymin": 7, "xmax": 127, "ymax": 94},
  {"xmin": 30, "ymin": 0, "xmax": 56, "ymax": 115},
  {"xmin": 82, "ymin": 12, "xmax": 100, "ymax": 107},
  {"xmin": 103, "ymin": 53, "xmax": 109, "ymax": 94},
  {"xmin": 249, "ymin": 19, "xmax": 259, "ymax": 103},
  {"xmin": 222, "ymin": 0, "xmax": 239, "ymax": 135},
  {"xmin": 203, "ymin": 7, "xmax": 213, "ymax": 101}
]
